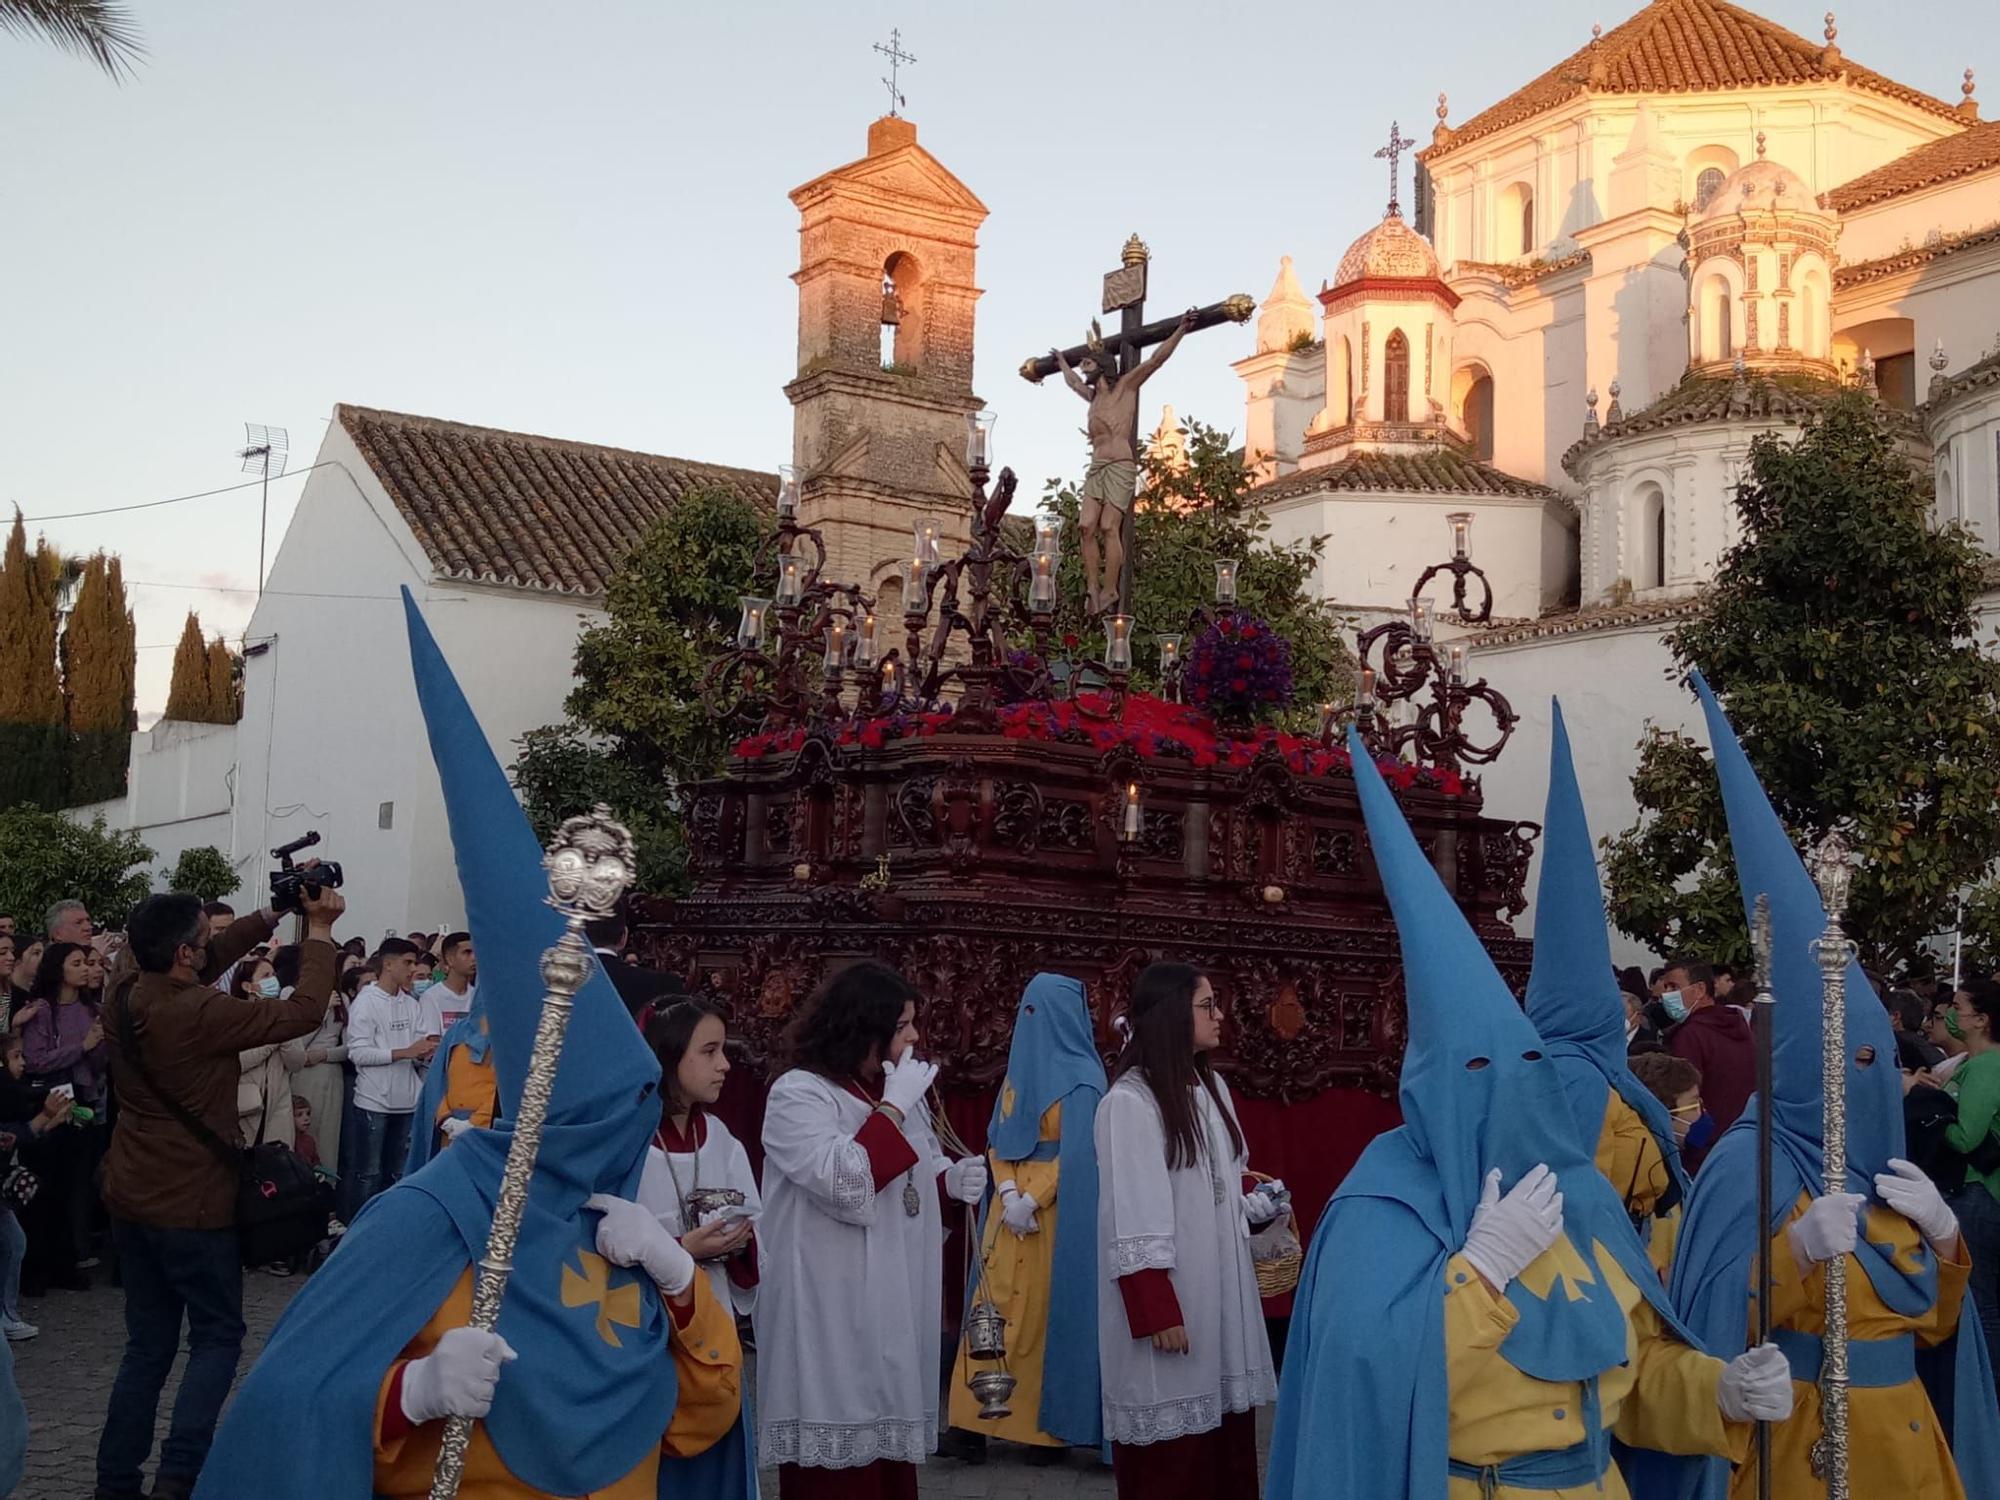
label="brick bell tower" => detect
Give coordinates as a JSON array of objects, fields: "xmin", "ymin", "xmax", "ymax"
[{"xmin": 786, "ymin": 115, "xmax": 988, "ymax": 606}]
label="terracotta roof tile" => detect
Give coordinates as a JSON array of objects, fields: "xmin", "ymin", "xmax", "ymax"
[
  {"xmin": 1253, "ymin": 448, "xmax": 1558, "ymax": 503},
  {"xmin": 1925, "ymin": 348, "xmax": 2000, "ymax": 412},
  {"xmin": 1423, "ymin": 0, "xmax": 1961, "ymax": 162},
  {"xmin": 337, "ymin": 405, "xmax": 777, "ymax": 597},
  {"xmin": 1467, "ymin": 594, "xmax": 1703, "ymax": 647},
  {"xmin": 1834, "ymin": 221, "xmax": 2000, "ymax": 289},
  {"xmin": 1453, "ymin": 252, "xmax": 1592, "ymax": 288},
  {"xmin": 1562, "ymin": 371, "xmax": 1863, "ymax": 474},
  {"xmin": 1825, "ymin": 121, "xmax": 2000, "ymax": 211}
]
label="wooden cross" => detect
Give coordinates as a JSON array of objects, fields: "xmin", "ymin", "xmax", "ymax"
[
  {"xmin": 1375, "ymin": 120, "xmax": 1417, "ymax": 216},
  {"xmin": 874, "ymin": 28, "xmax": 916, "ymax": 117},
  {"xmin": 1019, "ymin": 239, "xmax": 1252, "ymax": 615}
]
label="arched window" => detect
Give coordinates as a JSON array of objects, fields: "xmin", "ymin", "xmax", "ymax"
[
  {"xmin": 881, "ymin": 252, "xmax": 922, "ymax": 368},
  {"xmin": 1652, "ymin": 499, "xmax": 1667, "ymax": 589},
  {"xmin": 1334, "ymin": 336, "xmax": 1354, "ymax": 424},
  {"xmin": 1938, "ymin": 462, "xmax": 1958, "ymax": 525},
  {"xmin": 1800, "ymin": 274, "xmax": 1825, "ymax": 360},
  {"xmin": 1383, "ymin": 329, "xmax": 1411, "ymax": 423},
  {"xmin": 1700, "ymin": 274, "xmax": 1734, "ymax": 364},
  {"xmin": 1519, "ymin": 191, "xmax": 1536, "ymax": 258},
  {"xmin": 1498, "ymin": 182, "xmax": 1535, "ymax": 259},
  {"xmin": 1464, "ymin": 375, "xmax": 1495, "ymax": 461},
  {"xmin": 1694, "ymin": 167, "xmax": 1727, "ymax": 211},
  {"xmin": 1631, "ymin": 481, "xmax": 1667, "ymax": 590}
]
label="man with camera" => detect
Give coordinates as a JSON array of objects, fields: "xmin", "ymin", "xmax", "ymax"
[{"xmin": 93, "ymin": 874, "xmax": 345, "ymax": 1500}]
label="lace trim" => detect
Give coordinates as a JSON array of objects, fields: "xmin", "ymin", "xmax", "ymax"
[
  {"xmin": 1108, "ymin": 1234, "xmax": 1177, "ymax": 1276},
  {"xmin": 1102, "ymin": 1369, "xmax": 1277, "ymax": 1446},
  {"xmin": 828, "ymin": 1139, "xmax": 874, "ymax": 1217},
  {"xmin": 761, "ymin": 1415, "xmax": 937, "ymax": 1469}
]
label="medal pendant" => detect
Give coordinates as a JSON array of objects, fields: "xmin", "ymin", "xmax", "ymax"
[{"xmin": 902, "ymin": 1172, "xmax": 922, "ymax": 1217}]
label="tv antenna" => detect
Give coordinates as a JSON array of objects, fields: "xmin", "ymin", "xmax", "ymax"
[
  {"xmin": 238, "ymin": 423, "xmax": 289, "ymax": 598},
  {"xmin": 874, "ymin": 28, "xmax": 915, "ymax": 117}
]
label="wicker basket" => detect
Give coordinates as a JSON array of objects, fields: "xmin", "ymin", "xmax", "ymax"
[{"xmin": 1246, "ymin": 1171, "xmax": 1301, "ymax": 1299}]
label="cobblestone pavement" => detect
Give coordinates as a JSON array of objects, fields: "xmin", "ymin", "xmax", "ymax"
[{"xmin": 8, "ymin": 1275, "xmax": 1272, "ymax": 1499}]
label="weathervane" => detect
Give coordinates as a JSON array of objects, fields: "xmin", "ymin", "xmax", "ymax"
[
  {"xmin": 1375, "ymin": 120, "xmax": 1417, "ymax": 217},
  {"xmin": 875, "ymin": 28, "xmax": 916, "ymax": 116}
]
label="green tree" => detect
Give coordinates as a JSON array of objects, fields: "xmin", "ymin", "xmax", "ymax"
[
  {"xmin": 163, "ymin": 612, "xmax": 210, "ymax": 721},
  {"xmin": 1041, "ymin": 417, "xmax": 1352, "ymax": 724},
  {"xmin": 204, "ymin": 635, "xmax": 242, "ymax": 723},
  {"xmin": 164, "ymin": 845, "xmax": 241, "ymax": 903},
  {"xmin": 513, "ymin": 485, "xmax": 766, "ymax": 895},
  {"xmin": 61, "ymin": 552, "xmax": 136, "ymax": 802},
  {"xmin": 0, "ymin": 0, "xmax": 143, "ymax": 76},
  {"xmin": 0, "ymin": 510, "xmax": 65, "ymax": 808},
  {"xmin": 0, "ymin": 803, "xmax": 154, "ymax": 929},
  {"xmin": 1603, "ymin": 392, "xmax": 2000, "ymax": 968}
]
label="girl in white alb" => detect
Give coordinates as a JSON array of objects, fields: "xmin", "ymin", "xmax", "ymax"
[
  {"xmin": 755, "ymin": 961, "xmax": 987, "ymax": 1500},
  {"xmin": 1095, "ymin": 961, "xmax": 1279, "ymax": 1499}
]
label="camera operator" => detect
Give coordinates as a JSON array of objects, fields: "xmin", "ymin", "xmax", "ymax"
[{"xmin": 92, "ymin": 873, "xmax": 345, "ymax": 1500}]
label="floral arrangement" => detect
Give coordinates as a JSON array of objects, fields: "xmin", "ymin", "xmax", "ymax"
[
  {"xmin": 731, "ymin": 691, "xmax": 1468, "ymax": 797},
  {"xmin": 1184, "ymin": 613, "xmax": 1292, "ymax": 725}
]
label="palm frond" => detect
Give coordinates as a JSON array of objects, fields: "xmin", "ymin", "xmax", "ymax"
[{"xmin": 0, "ymin": 0, "xmax": 144, "ymax": 80}]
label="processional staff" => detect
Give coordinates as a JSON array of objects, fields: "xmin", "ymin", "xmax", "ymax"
[
  {"xmin": 1808, "ymin": 833, "xmax": 1856, "ymax": 1500},
  {"xmin": 430, "ymin": 808, "xmax": 638, "ymax": 1500},
  {"xmin": 1750, "ymin": 893, "xmax": 1774, "ymax": 1500}
]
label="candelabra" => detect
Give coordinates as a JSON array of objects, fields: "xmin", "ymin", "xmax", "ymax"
[{"xmin": 1336, "ymin": 517, "xmax": 1516, "ymax": 772}]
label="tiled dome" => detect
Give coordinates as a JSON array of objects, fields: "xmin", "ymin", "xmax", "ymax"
[
  {"xmin": 1334, "ymin": 210, "xmax": 1442, "ymax": 286},
  {"xmin": 1695, "ymin": 157, "xmax": 1816, "ymax": 221}
]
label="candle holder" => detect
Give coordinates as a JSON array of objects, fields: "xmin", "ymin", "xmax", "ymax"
[
  {"xmin": 776, "ymin": 553, "xmax": 805, "ymax": 607},
  {"xmin": 736, "ymin": 596, "xmax": 770, "ymax": 649},
  {"xmin": 1213, "ymin": 558, "xmax": 1240, "ymax": 607},
  {"xmin": 855, "ymin": 612, "xmax": 879, "ymax": 669},
  {"xmin": 1033, "ymin": 516, "xmax": 1060, "ymax": 558},
  {"xmin": 1120, "ymin": 781, "xmax": 1141, "ymax": 843},
  {"xmin": 1413, "ymin": 512, "xmax": 1496, "ymax": 625},
  {"xmin": 776, "ymin": 465, "xmax": 800, "ymax": 520},
  {"xmin": 965, "ymin": 410, "xmax": 997, "ymax": 476},
  {"xmin": 1030, "ymin": 552, "xmax": 1057, "ymax": 610},
  {"xmin": 914, "ymin": 517, "xmax": 943, "ymax": 568},
  {"xmin": 823, "ymin": 617, "xmax": 849, "ymax": 672},
  {"xmin": 1105, "ymin": 614, "xmax": 1134, "ymax": 674}
]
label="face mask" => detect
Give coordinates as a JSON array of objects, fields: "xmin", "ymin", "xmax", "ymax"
[
  {"xmin": 1945, "ymin": 1008, "xmax": 1965, "ymax": 1040},
  {"xmin": 1659, "ymin": 989, "xmax": 1688, "ymax": 1024},
  {"xmin": 1684, "ymin": 1111, "xmax": 1718, "ymax": 1151},
  {"xmin": 257, "ymin": 977, "xmax": 281, "ymax": 999},
  {"xmin": 413, "ymin": 977, "xmax": 435, "ymax": 996}
]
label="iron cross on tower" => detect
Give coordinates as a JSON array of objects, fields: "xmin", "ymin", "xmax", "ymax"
[
  {"xmin": 874, "ymin": 28, "xmax": 916, "ymax": 117},
  {"xmin": 1019, "ymin": 239, "xmax": 1254, "ymax": 616},
  {"xmin": 1376, "ymin": 120, "xmax": 1417, "ymax": 216}
]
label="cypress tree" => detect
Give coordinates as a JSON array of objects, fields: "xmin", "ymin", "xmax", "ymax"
[
  {"xmin": 164, "ymin": 612, "xmax": 210, "ymax": 721},
  {"xmin": 0, "ymin": 511, "xmax": 66, "ymax": 807},
  {"xmin": 204, "ymin": 636, "xmax": 241, "ymax": 724},
  {"xmin": 61, "ymin": 553, "xmax": 137, "ymax": 802}
]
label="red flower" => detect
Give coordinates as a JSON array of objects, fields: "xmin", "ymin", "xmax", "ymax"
[
  {"xmin": 1061, "ymin": 632, "xmax": 1080, "ymax": 649},
  {"xmin": 1241, "ymin": 625, "xmax": 1258, "ymax": 639},
  {"xmin": 1235, "ymin": 653, "xmax": 1253, "ymax": 670},
  {"xmin": 1229, "ymin": 677, "xmax": 1248, "ymax": 692}
]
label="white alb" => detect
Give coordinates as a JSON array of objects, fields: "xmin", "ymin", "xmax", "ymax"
[{"xmin": 637, "ymin": 1110, "xmax": 764, "ymax": 1315}]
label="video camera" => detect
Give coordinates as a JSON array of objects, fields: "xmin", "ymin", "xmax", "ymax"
[{"xmin": 271, "ymin": 831, "xmax": 345, "ymax": 915}]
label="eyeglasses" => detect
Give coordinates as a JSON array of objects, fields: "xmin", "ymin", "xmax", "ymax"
[{"xmin": 1193, "ymin": 999, "xmax": 1223, "ymax": 1016}]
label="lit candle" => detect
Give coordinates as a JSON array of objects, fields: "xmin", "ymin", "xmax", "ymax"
[
  {"xmin": 903, "ymin": 556, "xmax": 926, "ymax": 604},
  {"xmin": 1034, "ymin": 516, "xmax": 1060, "ymax": 558},
  {"xmin": 1106, "ymin": 613, "xmax": 1134, "ymax": 672},
  {"xmin": 1409, "ymin": 596, "xmax": 1435, "ymax": 642},
  {"xmin": 1213, "ymin": 558, "xmax": 1240, "ymax": 606},
  {"xmin": 1447, "ymin": 511, "xmax": 1473, "ymax": 561},
  {"xmin": 1446, "ymin": 643, "xmax": 1468, "ymax": 682},
  {"xmin": 824, "ymin": 617, "xmax": 849, "ymax": 671},
  {"xmin": 1157, "ymin": 634, "xmax": 1182, "ymax": 673},
  {"xmin": 1318, "ymin": 702, "xmax": 1337, "ymax": 739},
  {"xmin": 914, "ymin": 517, "xmax": 942, "ymax": 566},
  {"xmin": 736, "ymin": 595, "xmax": 770, "ymax": 648},
  {"xmin": 776, "ymin": 465, "xmax": 800, "ymax": 519},
  {"xmin": 776, "ymin": 554, "xmax": 804, "ymax": 606},
  {"xmin": 881, "ymin": 658, "xmax": 902, "ymax": 699},
  {"xmin": 1359, "ymin": 666, "xmax": 1377, "ymax": 710},
  {"xmin": 965, "ymin": 410, "xmax": 997, "ymax": 470},
  {"xmin": 1122, "ymin": 782, "xmax": 1141, "ymax": 841},
  {"xmin": 855, "ymin": 612, "xmax": 879, "ymax": 668},
  {"xmin": 1030, "ymin": 553, "xmax": 1056, "ymax": 609}
]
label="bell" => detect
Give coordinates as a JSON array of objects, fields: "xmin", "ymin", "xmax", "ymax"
[
  {"xmin": 968, "ymin": 1367, "xmax": 1016, "ymax": 1422},
  {"xmin": 964, "ymin": 1298, "xmax": 1007, "ymax": 1361}
]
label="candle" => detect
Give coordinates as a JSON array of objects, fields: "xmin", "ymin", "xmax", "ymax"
[
  {"xmin": 903, "ymin": 557, "xmax": 926, "ymax": 606},
  {"xmin": 855, "ymin": 612, "xmax": 879, "ymax": 668},
  {"xmin": 880, "ymin": 658, "xmax": 902, "ymax": 699},
  {"xmin": 1409, "ymin": 596, "xmax": 1435, "ymax": 642},
  {"xmin": 736, "ymin": 595, "xmax": 770, "ymax": 649},
  {"xmin": 1318, "ymin": 702, "xmax": 1337, "ymax": 739},
  {"xmin": 824, "ymin": 617, "xmax": 849, "ymax": 671},
  {"xmin": 1447, "ymin": 511, "xmax": 1473, "ymax": 561},
  {"xmin": 776, "ymin": 553, "xmax": 804, "ymax": 606},
  {"xmin": 776, "ymin": 465, "xmax": 800, "ymax": 519},
  {"xmin": 1034, "ymin": 516, "xmax": 1060, "ymax": 557},
  {"xmin": 965, "ymin": 410, "xmax": 997, "ymax": 471},
  {"xmin": 1157, "ymin": 634, "xmax": 1182, "ymax": 673},
  {"xmin": 1030, "ymin": 553, "xmax": 1057, "ymax": 609},
  {"xmin": 1122, "ymin": 782, "xmax": 1140, "ymax": 841},
  {"xmin": 1446, "ymin": 643, "xmax": 1468, "ymax": 682},
  {"xmin": 1106, "ymin": 614, "xmax": 1134, "ymax": 672},
  {"xmin": 914, "ymin": 517, "xmax": 942, "ymax": 566},
  {"xmin": 1213, "ymin": 558, "xmax": 1240, "ymax": 606},
  {"xmin": 1359, "ymin": 666, "xmax": 1377, "ymax": 710}
]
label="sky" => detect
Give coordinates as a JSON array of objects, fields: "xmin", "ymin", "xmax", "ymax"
[{"xmin": 3, "ymin": 0, "xmax": 1992, "ymax": 720}]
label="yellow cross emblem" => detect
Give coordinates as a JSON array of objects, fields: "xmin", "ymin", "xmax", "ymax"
[
  {"xmin": 1516, "ymin": 1235, "xmax": 1601, "ymax": 1305},
  {"xmin": 561, "ymin": 1250, "xmax": 644, "ymax": 1348}
]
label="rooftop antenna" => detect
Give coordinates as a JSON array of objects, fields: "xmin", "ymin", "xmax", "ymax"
[
  {"xmin": 238, "ymin": 423, "xmax": 288, "ymax": 598},
  {"xmin": 874, "ymin": 28, "xmax": 915, "ymax": 117}
]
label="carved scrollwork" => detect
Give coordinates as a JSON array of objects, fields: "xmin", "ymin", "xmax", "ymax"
[
  {"xmin": 992, "ymin": 781, "xmax": 1043, "ymax": 853},
  {"xmin": 895, "ymin": 775, "xmax": 939, "ymax": 847},
  {"xmin": 1038, "ymin": 799, "xmax": 1093, "ymax": 851},
  {"xmin": 1138, "ymin": 808, "xmax": 1184, "ymax": 861},
  {"xmin": 1312, "ymin": 828, "xmax": 1358, "ymax": 876}
]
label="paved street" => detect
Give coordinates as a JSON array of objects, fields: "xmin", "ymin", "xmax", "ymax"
[{"xmin": 6, "ymin": 1274, "xmax": 1270, "ymax": 1499}]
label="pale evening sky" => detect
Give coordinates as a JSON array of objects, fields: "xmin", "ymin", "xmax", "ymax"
[{"xmin": 2, "ymin": 1, "xmax": 1991, "ymax": 719}]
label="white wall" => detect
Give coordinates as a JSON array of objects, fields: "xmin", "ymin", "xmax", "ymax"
[
  {"xmin": 1933, "ymin": 382, "xmax": 2000, "ymax": 551},
  {"xmin": 1471, "ymin": 623, "xmax": 1702, "ymax": 968},
  {"xmin": 66, "ymin": 719, "xmax": 243, "ymax": 892},
  {"xmin": 1836, "ymin": 238, "xmax": 2000, "ymax": 392},
  {"xmin": 1840, "ymin": 174, "xmax": 2000, "ymax": 266}
]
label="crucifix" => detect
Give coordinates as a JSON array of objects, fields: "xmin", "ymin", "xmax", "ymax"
[
  {"xmin": 1020, "ymin": 236, "xmax": 1252, "ymax": 616},
  {"xmin": 1375, "ymin": 120, "xmax": 1417, "ymax": 216},
  {"xmin": 874, "ymin": 28, "xmax": 916, "ymax": 117}
]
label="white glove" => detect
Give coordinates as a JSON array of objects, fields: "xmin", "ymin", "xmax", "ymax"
[
  {"xmin": 1875, "ymin": 1158, "xmax": 1959, "ymax": 1246},
  {"xmin": 1716, "ymin": 1342, "xmax": 1795, "ymax": 1423},
  {"xmin": 1787, "ymin": 1191, "xmax": 1866, "ymax": 1266},
  {"xmin": 400, "ymin": 1326, "xmax": 518, "ymax": 1424},
  {"xmin": 999, "ymin": 1183, "xmax": 1040, "ymax": 1237},
  {"xmin": 945, "ymin": 1157, "xmax": 987, "ymax": 1204},
  {"xmin": 584, "ymin": 1192, "xmax": 696, "ymax": 1297},
  {"xmin": 439, "ymin": 1116, "xmax": 471, "ymax": 1140},
  {"xmin": 1460, "ymin": 1165, "xmax": 1564, "ymax": 1292},
  {"xmin": 1243, "ymin": 1189, "xmax": 1285, "ymax": 1226},
  {"xmin": 880, "ymin": 1055, "xmax": 938, "ymax": 1120}
]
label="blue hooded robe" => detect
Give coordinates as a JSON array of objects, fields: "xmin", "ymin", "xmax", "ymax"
[
  {"xmin": 1266, "ymin": 731, "xmax": 1704, "ymax": 1500},
  {"xmin": 1527, "ymin": 700, "xmax": 1689, "ymax": 1220},
  {"xmin": 965, "ymin": 972, "xmax": 1106, "ymax": 1447},
  {"xmin": 1630, "ymin": 672, "xmax": 2000, "ymax": 1500},
  {"xmin": 195, "ymin": 590, "xmax": 751, "ymax": 1500},
  {"xmin": 405, "ymin": 994, "xmax": 492, "ymax": 1176}
]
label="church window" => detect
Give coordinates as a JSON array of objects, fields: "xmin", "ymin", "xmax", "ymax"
[
  {"xmin": 1694, "ymin": 167, "xmax": 1727, "ymax": 211},
  {"xmin": 1699, "ymin": 274, "xmax": 1734, "ymax": 364},
  {"xmin": 1384, "ymin": 330, "xmax": 1411, "ymax": 423},
  {"xmin": 1519, "ymin": 191, "xmax": 1535, "ymax": 258},
  {"xmin": 1464, "ymin": 375, "xmax": 1495, "ymax": 461},
  {"xmin": 1334, "ymin": 337, "xmax": 1354, "ymax": 424},
  {"xmin": 1799, "ymin": 271, "xmax": 1827, "ymax": 359},
  {"xmin": 1652, "ymin": 501, "xmax": 1667, "ymax": 589},
  {"xmin": 882, "ymin": 252, "xmax": 923, "ymax": 369},
  {"xmin": 1498, "ymin": 182, "xmax": 1535, "ymax": 259},
  {"xmin": 1632, "ymin": 481, "xmax": 1667, "ymax": 590}
]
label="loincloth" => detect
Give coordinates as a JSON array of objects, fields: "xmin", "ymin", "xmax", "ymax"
[{"xmin": 1081, "ymin": 459, "xmax": 1139, "ymax": 513}]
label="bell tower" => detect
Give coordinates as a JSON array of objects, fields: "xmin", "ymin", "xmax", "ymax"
[{"xmin": 786, "ymin": 115, "xmax": 988, "ymax": 593}]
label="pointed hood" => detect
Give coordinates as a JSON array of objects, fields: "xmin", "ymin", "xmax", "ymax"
[{"xmin": 1526, "ymin": 700, "xmax": 1687, "ymax": 1212}]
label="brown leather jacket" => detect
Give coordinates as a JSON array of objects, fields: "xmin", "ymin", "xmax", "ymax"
[{"xmin": 101, "ymin": 912, "xmax": 336, "ymax": 1230}]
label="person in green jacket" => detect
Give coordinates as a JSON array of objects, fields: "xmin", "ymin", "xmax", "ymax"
[{"xmin": 1943, "ymin": 976, "xmax": 2000, "ymax": 1371}]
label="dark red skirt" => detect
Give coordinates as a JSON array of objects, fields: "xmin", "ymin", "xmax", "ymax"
[
  {"xmin": 776, "ymin": 1459, "xmax": 918, "ymax": 1500},
  {"xmin": 1110, "ymin": 1407, "xmax": 1259, "ymax": 1499}
]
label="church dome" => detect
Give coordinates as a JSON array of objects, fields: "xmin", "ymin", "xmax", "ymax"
[
  {"xmin": 1334, "ymin": 210, "xmax": 1441, "ymax": 286},
  {"xmin": 1694, "ymin": 157, "xmax": 1815, "ymax": 222}
]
